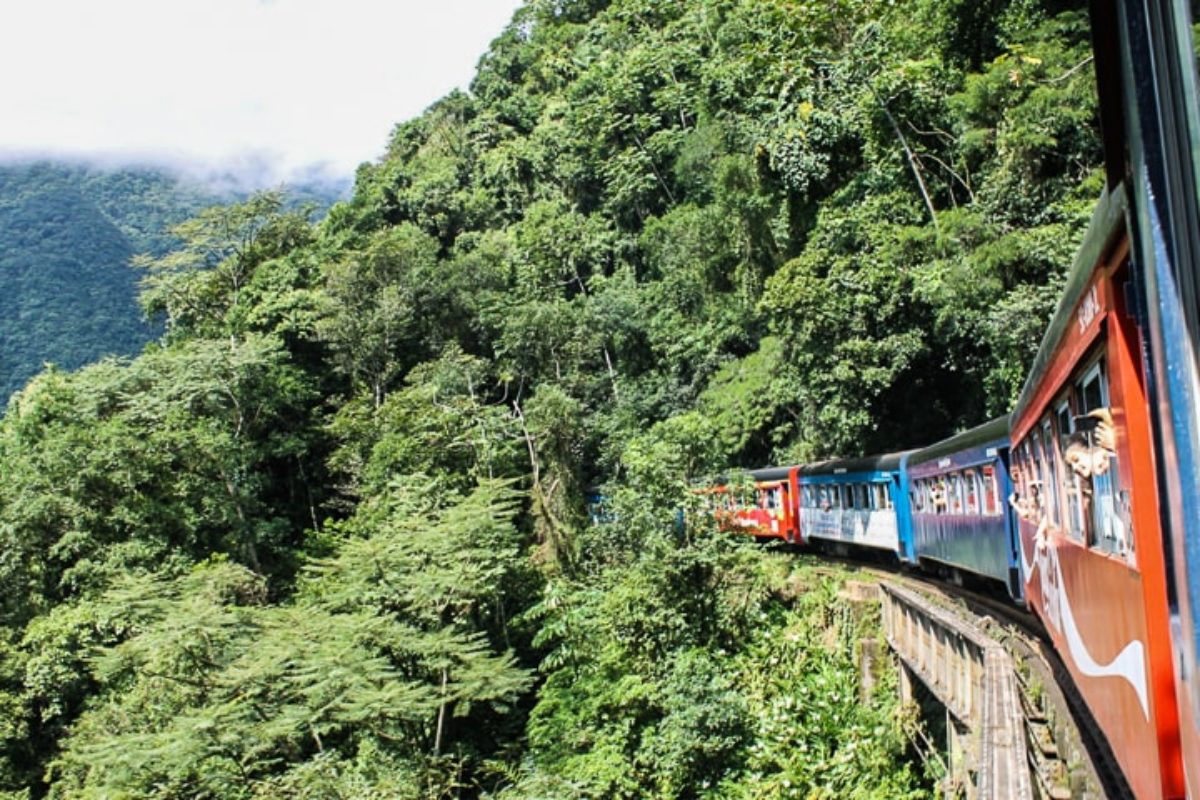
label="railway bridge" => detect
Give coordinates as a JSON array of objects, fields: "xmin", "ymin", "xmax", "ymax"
[{"xmin": 846, "ymin": 579, "xmax": 1122, "ymax": 799}]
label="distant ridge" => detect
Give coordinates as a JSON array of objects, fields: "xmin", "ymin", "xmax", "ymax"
[{"xmin": 0, "ymin": 161, "xmax": 347, "ymax": 403}]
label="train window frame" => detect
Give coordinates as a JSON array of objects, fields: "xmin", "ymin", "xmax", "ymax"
[
  {"xmin": 981, "ymin": 465, "xmax": 998, "ymax": 515},
  {"xmin": 1031, "ymin": 436, "xmax": 1045, "ymax": 495},
  {"xmin": 1042, "ymin": 416, "xmax": 1067, "ymax": 536},
  {"xmin": 1019, "ymin": 442, "xmax": 1035, "ymax": 508},
  {"xmin": 1052, "ymin": 399, "xmax": 1082, "ymax": 540},
  {"xmin": 1076, "ymin": 357, "xmax": 1133, "ymax": 561},
  {"xmin": 946, "ymin": 473, "xmax": 961, "ymax": 515},
  {"xmin": 764, "ymin": 486, "xmax": 780, "ymax": 511},
  {"xmin": 1013, "ymin": 444, "xmax": 1028, "ymax": 499},
  {"xmin": 873, "ymin": 482, "xmax": 892, "ymax": 513},
  {"xmin": 964, "ymin": 469, "xmax": 979, "ymax": 514}
]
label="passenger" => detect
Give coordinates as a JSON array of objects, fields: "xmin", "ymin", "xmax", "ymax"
[
  {"xmin": 1064, "ymin": 432, "xmax": 1096, "ymax": 478},
  {"xmin": 1068, "ymin": 408, "xmax": 1117, "ymax": 477},
  {"xmin": 1009, "ymin": 491, "xmax": 1035, "ymax": 522},
  {"xmin": 1007, "ymin": 468, "xmax": 1028, "ymax": 519},
  {"xmin": 1008, "ymin": 475, "xmax": 1042, "ymax": 523},
  {"xmin": 930, "ymin": 481, "xmax": 947, "ymax": 513}
]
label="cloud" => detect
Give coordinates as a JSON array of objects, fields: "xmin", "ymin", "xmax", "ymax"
[{"xmin": 0, "ymin": 0, "xmax": 522, "ymax": 186}]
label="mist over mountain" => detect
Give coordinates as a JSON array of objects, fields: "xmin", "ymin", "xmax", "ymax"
[{"xmin": 0, "ymin": 159, "xmax": 348, "ymax": 402}]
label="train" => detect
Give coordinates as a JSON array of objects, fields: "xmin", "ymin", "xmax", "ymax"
[{"xmin": 695, "ymin": 1, "xmax": 1200, "ymax": 797}]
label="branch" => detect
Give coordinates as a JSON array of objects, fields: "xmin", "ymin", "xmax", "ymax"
[
  {"xmin": 1046, "ymin": 55, "xmax": 1094, "ymax": 84},
  {"xmin": 866, "ymin": 82, "xmax": 938, "ymax": 230}
]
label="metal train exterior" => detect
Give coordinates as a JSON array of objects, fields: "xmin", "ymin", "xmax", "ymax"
[
  {"xmin": 704, "ymin": 1, "xmax": 1200, "ymax": 794},
  {"xmin": 1096, "ymin": 0, "xmax": 1200, "ymax": 790},
  {"xmin": 797, "ymin": 453, "xmax": 914, "ymax": 560},
  {"xmin": 906, "ymin": 417, "xmax": 1023, "ymax": 604},
  {"xmin": 1010, "ymin": 183, "xmax": 1183, "ymax": 799},
  {"xmin": 712, "ymin": 186, "xmax": 1188, "ymax": 795}
]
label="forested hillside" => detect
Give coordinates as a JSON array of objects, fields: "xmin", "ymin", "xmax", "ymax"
[
  {"xmin": 0, "ymin": 163, "xmax": 345, "ymax": 402},
  {"xmin": 0, "ymin": 0, "xmax": 1101, "ymax": 797}
]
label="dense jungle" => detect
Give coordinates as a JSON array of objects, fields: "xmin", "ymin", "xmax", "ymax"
[{"xmin": 0, "ymin": 0, "xmax": 1106, "ymax": 796}]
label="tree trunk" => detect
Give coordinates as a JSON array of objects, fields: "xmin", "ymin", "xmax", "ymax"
[{"xmin": 433, "ymin": 666, "xmax": 449, "ymax": 756}]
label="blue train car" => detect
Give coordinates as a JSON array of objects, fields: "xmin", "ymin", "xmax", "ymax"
[
  {"xmin": 905, "ymin": 417, "xmax": 1022, "ymax": 603},
  {"xmin": 797, "ymin": 451, "xmax": 915, "ymax": 561}
]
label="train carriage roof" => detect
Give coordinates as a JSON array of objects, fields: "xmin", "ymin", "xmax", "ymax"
[
  {"xmin": 748, "ymin": 465, "xmax": 799, "ymax": 482},
  {"xmin": 701, "ymin": 465, "xmax": 799, "ymax": 486},
  {"xmin": 908, "ymin": 416, "xmax": 1010, "ymax": 468},
  {"xmin": 1011, "ymin": 179, "xmax": 1127, "ymax": 424},
  {"xmin": 800, "ymin": 450, "xmax": 916, "ymax": 477}
]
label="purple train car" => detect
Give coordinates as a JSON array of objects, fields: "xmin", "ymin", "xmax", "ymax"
[{"xmin": 905, "ymin": 417, "xmax": 1023, "ymax": 603}]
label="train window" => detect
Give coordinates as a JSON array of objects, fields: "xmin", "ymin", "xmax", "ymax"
[
  {"xmin": 1030, "ymin": 438, "xmax": 1043, "ymax": 487},
  {"xmin": 910, "ymin": 481, "xmax": 924, "ymax": 512},
  {"xmin": 1076, "ymin": 361, "xmax": 1132, "ymax": 560},
  {"xmin": 1080, "ymin": 362, "xmax": 1104, "ymax": 414},
  {"xmin": 764, "ymin": 487, "xmax": 779, "ymax": 510},
  {"xmin": 1042, "ymin": 418, "xmax": 1067, "ymax": 534},
  {"xmin": 1042, "ymin": 411, "xmax": 1077, "ymax": 540},
  {"xmin": 1012, "ymin": 445, "xmax": 1027, "ymax": 499},
  {"xmin": 876, "ymin": 482, "xmax": 892, "ymax": 510},
  {"xmin": 945, "ymin": 473, "xmax": 960, "ymax": 514},
  {"xmin": 856, "ymin": 483, "xmax": 869, "ymax": 510},
  {"xmin": 964, "ymin": 469, "xmax": 979, "ymax": 514},
  {"xmin": 979, "ymin": 465, "xmax": 998, "ymax": 515},
  {"xmin": 931, "ymin": 478, "xmax": 947, "ymax": 514}
]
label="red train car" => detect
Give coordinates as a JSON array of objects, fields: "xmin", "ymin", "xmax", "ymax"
[
  {"xmin": 705, "ymin": 466, "xmax": 802, "ymax": 543},
  {"xmin": 1093, "ymin": 0, "xmax": 1200, "ymax": 790},
  {"xmin": 1009, "ymin": 186, "xmax": 1185, "ymax": 798}
]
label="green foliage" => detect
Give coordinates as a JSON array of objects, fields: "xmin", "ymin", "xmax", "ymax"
[
  {"xmin": 503, "ymin": 543, "xmax": 926, "ymax": 799},
  {"xmin": 46, "ymin": 481, "xmax": 531, "ymax": 799},
  {"xmin": 725, "ymin": 574, "xmax": 926, "ymax": 799},
  {"xmin": 0, "ymin": 172, "xmax": 151, "ymax": 404},
  {"xmin": 0, "ymin": 0, "xmax": 1104, "ymax": 795}
]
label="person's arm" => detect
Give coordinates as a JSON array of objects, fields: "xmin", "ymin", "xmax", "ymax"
[{"xmin": 1088, "ymin": 408, "xmax": 1117, "ymax": 453}]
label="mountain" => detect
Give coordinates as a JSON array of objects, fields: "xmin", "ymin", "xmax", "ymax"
[{"xmin": 0, "ymin": 161, "xmax": 347, "ymax": 402}]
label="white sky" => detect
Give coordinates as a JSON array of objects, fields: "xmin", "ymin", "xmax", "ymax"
[{"xmin": 0, "ymin": 0, "xmax": 525, "ymax": 185}]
